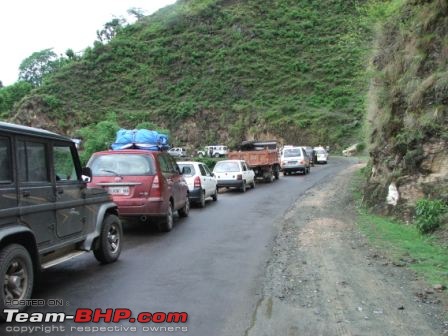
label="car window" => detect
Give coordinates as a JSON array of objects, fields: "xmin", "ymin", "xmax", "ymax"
[
  {"xmin": 0, "ymin": 137, "xmax": 12, "ymax": 183},
  {"xmin": 90, "ymin": 154, "xmax": 154, "ymax": 176},
  {"xmin": 167, "ymin": 155, "xmax": 180, "ymax": 173},
  {"xmin": 17, "ymin": 140, "xmax": 49, "ymax": 182},
  {"xmin": 241, "ymin": 162, "xmax": 247, "ymax": 171},
  {"xmin": 283, "ymin": 148, "xmax": 302, "ymax": 158},
  {"xmin": 198, "ymin": 164, "xmax": 207, "ymax": 176},
  {"xmin": 214, "ymin": 161, "xmax": 240, "ymax": 173},
  {"xmin": 203, "ymin": 165, "xmax": 212, "ymax": 176},
  {"xmin": 178, "ymin": 163, "xmax": 195, "ymax": 176},
  {"xmin": 53, "ymin": 144, "xmax": 77, "ymax": 181},
  {"xmin": 316, "ymin": 149, "xmax": 327, "ymax": 154}
]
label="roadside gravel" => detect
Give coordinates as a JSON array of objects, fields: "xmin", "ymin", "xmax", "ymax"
[{"xmin": 245, "ymin": 163, "xmax": 447, "ymax": 336}]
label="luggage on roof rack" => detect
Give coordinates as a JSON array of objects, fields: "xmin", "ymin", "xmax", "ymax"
[{"xmin": 111, "ymin": 129, "xmax": 170, "ymax": 151}]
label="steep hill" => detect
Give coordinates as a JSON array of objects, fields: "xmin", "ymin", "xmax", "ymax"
[
  {"xmin": 10, "ymin": 0, "xmax": 372, "ymax": 149},
  {"xmin": 364, "ymin": 0, "xmax": 448, "ymax": 218}
]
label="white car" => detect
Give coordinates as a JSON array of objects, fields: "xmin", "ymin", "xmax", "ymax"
[
  {"xmin": 197, "ymin": 145, "xmax": 228, "ymax": 158},
  {"xmin": 177, "ymin": 161, "xmax": 218, "ymax": 207},
  {"xmin": 213, "ymin": 160, "xmax": 255, "ymax": 192},
  {"xmin": 168, "ymin": 147, "xmax": 187, "ymax": 157},
  {"xmin": 314, "ymin": 147, "xmax": 329, "ymax": 164}
]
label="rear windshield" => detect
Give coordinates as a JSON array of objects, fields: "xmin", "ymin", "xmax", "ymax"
[
  {"xmin": 89, "ymin": 154, "xmax": 154, "ymax": 176},
  {"xmin": 283, "ymin": 148, "xmax": 302, "ymax": 158},
  {"xmin": 214, "ymin": 161, "xmax": 240, "ymax": 173},
  {"xmin": 316, "ymin": 149, "xmax": 327, "ymax": 154},
  {"xmin": 177, "ymin": 163, "xmax": 195, "ymax": 176}
]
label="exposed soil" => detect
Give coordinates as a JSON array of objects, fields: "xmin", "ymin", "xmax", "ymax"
[{"xmin": 245, "ymin": 163, "xmax": 448, "ymax": 336}]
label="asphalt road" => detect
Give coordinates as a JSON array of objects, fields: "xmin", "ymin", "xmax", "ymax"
[{"xmin": 6, "ymin": 157, "xmax": 354, "ymax": 336}]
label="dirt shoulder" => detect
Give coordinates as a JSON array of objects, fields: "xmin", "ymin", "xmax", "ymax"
[{"xmin": 245, "ymin": 163, "xmax": 447, "ymax": 336}]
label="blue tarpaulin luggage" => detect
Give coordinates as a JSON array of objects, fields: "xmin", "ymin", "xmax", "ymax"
[{"xmin": 111, "ymin": 129, "xmax": 169, "ymax": 151}]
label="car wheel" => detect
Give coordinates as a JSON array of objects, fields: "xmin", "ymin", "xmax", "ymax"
[
  {"xmin": 0, "ymin": 244, "xmax": 34, "ymax": 318},
  {"xmin": 214, "ymin": 153, "xmax": 220, "ymax": 158},
  {"xmin": 178, "ymin": 197, "xmax": 190, "ymax": 217},
  {"xmin": 251, "ymin": 179, "xmax": 256, "ymax": 189},
  {"xmin": 198, "ymin": 190, "xmax": 206, "ymax": 208},
  {"xmin": 274, "ymin": 167, "xmax": 280, "ymax": 180},
  {"xmin": 94, "ymin": 214, "xmax": 123, "ymax": 264},
  {"xmin": 198, "ymin": 153, "xmax": 204, "ymax": 158},
  {"xmin": 212, "ymin": 188, "xmax": 218, "ymax": 201},
  {"xmin": 241, "ymin": 181, "xmax": 247, "ymax": 193},
  {"xmin": 284, "ymin": 171, "xmax": 289, "ymax": 176},
  {"xmin": 158, "ymin": 203, "xmax": 174, "ymax": 232}
]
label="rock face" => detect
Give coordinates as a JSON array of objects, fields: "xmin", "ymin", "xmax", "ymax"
[{"xmin": 364, "ymin": 0, "xmax": 448, "ymax": 220}]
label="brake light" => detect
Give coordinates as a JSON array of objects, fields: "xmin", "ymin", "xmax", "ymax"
[
  {"xmin": 194, "ymin": 176, "xmax": 201, "ymax": 189},
  {"xmin": 149, "ymin": 175, "xmax": 161, "ymax": 198},
  {"xmin": 300, "ymin": 160, "xmax": 304, "ymax": 164},
  {"xmin": 237, "ymin": 174, "xmax": 243, "ymax": 180}
]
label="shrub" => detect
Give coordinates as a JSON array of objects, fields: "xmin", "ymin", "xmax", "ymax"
[{"xmin": 414, "ymin": 198, "xmax": 447, "ymax": 234}]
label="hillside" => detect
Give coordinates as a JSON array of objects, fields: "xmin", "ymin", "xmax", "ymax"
[
  {"xmin": 364, "ymin": 0, "xmax": 448, "ymax": 219},
  {"xmin": 9, "ymin": 0, "xmax": 372, "ymax": 149}
]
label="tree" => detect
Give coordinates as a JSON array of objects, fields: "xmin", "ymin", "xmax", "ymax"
[
  {"xmin": 96, "ymin": 18, "xmax": 126, "ymax": 43},
  {"xmin": 0, "ymin": 81, "xmax": 33, "ymax": 118},
  {"xmin": 18, "ymin": 49, "xmax": 58, "ymax": 86},
  {"xmin": 127, "ymin": 7, "xmax": 146, "ymax": 20}
]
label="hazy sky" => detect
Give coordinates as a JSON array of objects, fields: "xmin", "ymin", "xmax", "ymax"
[{"xmin": 0, "ymin": 0, "xmax": 177, "ymax": 86}]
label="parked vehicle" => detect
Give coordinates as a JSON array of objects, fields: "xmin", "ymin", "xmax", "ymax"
[
  {"xmin": 228, "ymin": 140, "xmax": 281, "ymax": 182},
  {"xmin": 280, "ymin": 146, "xmax": 311, "ymax": 175},
  {"xmin": 177, "ymin": 161, "xmax": 218, "ymax": 207},
  {"xmin": 314, "ymin": 147, "xmax": 329, "ymax": 164},
  {"xmin": 197, "ymin": 145, "xmax": 228, "ymax": 158},
  {"xmin": 88, "ymin": 149, "xmax": 189, "ymax": 232},
  {"xmin": 168, "ymin": 147, "xmax": 187, "ymax": 157},
  {"xmin": 0, "ymin": 122, "xmax": 122, "ymax": 317},
  {"xmin": 213, "ymin": 160, "xmax": 256, "ymax": 192}
]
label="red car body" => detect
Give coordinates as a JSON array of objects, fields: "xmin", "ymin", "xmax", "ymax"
[{"xmin": 87, "ymin": 149, "xmax": 189, "ymax": 231}]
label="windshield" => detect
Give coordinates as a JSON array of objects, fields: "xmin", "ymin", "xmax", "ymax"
[
  {"xmin": 89, "ymin": 154, "xmax": 154, "ymax": 176},
  {"xmin": 283, "ymin": 148, "xmax": 302, "ymax": 158},
  {"xmin": 214, "ymin": 161, "xmax": 240, "ymax": 173}
]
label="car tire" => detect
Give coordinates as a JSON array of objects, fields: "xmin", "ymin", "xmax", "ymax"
[
  {"xmin": 214, "ymin": 153, "xmax": 220, "ymax": 158},
  {"xmin": 284, "ymin": 171, "xmax": 289, "ymax": 176},
  {"xmin": 274, "ymin": 167, "xmax": 280, "ymax": 180},
  {"xmin": 158, "ymin": 203, "xmax": 174, "ymax": 232},
  {"xmin": 94, "ymin": 214, "xmax": 123, "ymax": 264},
  {"xmin": 241, "ymin": 181, "xmax": 247, "ymax": 193},
  {"xmin": 178, "ymin": 197, "xmax": 190, "ymax": 217},
  {"xmin": 212, "ymin": 188, "xmax": 218, "ymax": 201},
  {"xmin": 198, "ymin": 190, "xmax": 206, "ymax": 208},
  {"xmin": 251, "ymin": 179, "xmax": 256, "ymax": 189},
  {"xmin": 0, "ymin": 244, "xmax": 34, "ymax": 319}
]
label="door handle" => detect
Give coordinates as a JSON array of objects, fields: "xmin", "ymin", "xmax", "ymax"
[
  {"xmin": 22, "ymin": 191, "xmax": 30, "ymax": 197},
  {"xmin": 57, "ymin": 188, "xmax": 64, "ymax": 195}
]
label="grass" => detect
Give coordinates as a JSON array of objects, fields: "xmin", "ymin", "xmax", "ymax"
[{"xmin": 353, "ymin": 170, "xmax": 448, "ymax": 286}]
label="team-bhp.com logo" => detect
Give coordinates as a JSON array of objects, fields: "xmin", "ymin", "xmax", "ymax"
[{"xmin": 4, "ymin": 308, "xmax": 189, "ymax": 334}]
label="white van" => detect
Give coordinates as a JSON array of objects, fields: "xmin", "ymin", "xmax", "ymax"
[{"xmin": 280, "ymin": 146, "xmax": 311, "ymax": 175}]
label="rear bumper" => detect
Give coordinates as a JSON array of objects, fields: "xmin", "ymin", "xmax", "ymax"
[
  {"xmin": 114, "ymin": 197, "xmax": 168, "ymax": 217},
  {"xmin": 216, "ymin": 179, "xmax": 244, "ymax": 188},
  {"xmin": 281, "ymin": 165, "xmax": 306, "ymax": 172},
  {"xmin": 188, "ymin": 188, "xmax": 202, "ymax": 202}
]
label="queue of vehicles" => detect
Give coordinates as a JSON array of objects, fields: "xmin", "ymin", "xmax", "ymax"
[{"xmin": 0, "ymin": 122, "xmax": 329, "ymax": 317}]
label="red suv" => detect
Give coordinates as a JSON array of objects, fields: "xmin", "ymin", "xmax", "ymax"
[{"xmin": 87, "ymin": 150, "xmax": 189, "ymax": 232}]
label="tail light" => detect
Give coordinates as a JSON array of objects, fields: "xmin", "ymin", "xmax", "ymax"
[
  {"xmin": 194, "ymin": 176, "xmax": 201, "ymax": 189},
  {"xmin": 149, "ymin": 175, "xmax": 161, "ymax": 198},
  {"xmin": 237, "ymin": 174, "xmax": 243, "ymax": 180},
  {"xmin": 300, "ymin": 160, "xmax": 304, "ymax": 164}
]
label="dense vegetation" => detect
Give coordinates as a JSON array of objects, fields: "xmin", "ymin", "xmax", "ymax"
[{"xmin": 5, "ymin": 0, "xmax": 374, "ymax": 149}]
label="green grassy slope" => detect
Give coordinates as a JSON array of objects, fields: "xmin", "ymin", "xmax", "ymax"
[
  {"xmin": 13, "ymin": 0, "xmax": 373, "ymax": 148},
  {"xmin": 364, "ymin": 0, "xmax": 448, "ymax": 216}
]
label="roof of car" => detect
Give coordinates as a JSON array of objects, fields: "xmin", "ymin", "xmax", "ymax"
[
  {"xmin": 91, "ymin": 149, "xmax": 163, "ymax": 156},
  {"xmin": 0, "ymin": 121, "xmax": 72, "ymax": 142}
]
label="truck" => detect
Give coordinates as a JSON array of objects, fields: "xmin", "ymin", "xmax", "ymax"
[{"xmin": 227, "ymin": 140, "xmax": 281, "ymax": 182}]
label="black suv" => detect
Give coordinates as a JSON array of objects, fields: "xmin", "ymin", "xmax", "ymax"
[{"xmin": 0, "ymin": 122, "xmax": 123, "ymax": 315}]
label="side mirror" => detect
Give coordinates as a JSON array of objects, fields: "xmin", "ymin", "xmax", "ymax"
[
  {"xmin": 82, "ymin": 167, "xmax": 92, "ymax": 183},
  {"xmin": 210, "ymin": 172, "xmax": 215, "ymax": 177}
]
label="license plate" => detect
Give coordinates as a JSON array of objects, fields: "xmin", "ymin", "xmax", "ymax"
[
  {"xmin": 108, "ymin": 186, "xmax": 129, "ymax": 195},
  {"xmin": 288, "ymin": 161, "xmax": 297, "ymax": 164}
]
